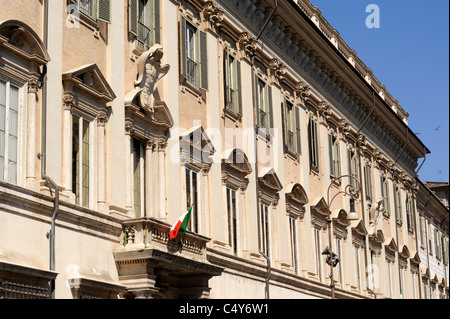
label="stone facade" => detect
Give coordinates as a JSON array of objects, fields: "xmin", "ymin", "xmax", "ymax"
[{"xmin": 0, "ymin": 0, "xmax": 448, "ymax": 299}]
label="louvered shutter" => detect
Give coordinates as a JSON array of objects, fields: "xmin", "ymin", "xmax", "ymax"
[
  {"xmin": 236, "ymin": 60, "xmax": 242, "ymax": 115},
  {"xmin": 199, "ymin": 30, "xmax": 208, "ymax": 90},
  {"xmin": 97, "ymin": 0, "xmax": 111, "ymax": 23},
  {"xmin": 267, "ymin": 86, "xmax": 273, "ymax": 135},
  {"xmin": 295, "ymin": 106, "xmax": 301, "ymax": 154},
  {"xmin": 329, "ymin": 135, "xmax": 335, "ymax": 176},
  {"xmin": 153, "ymin": 0, "xmax": 161, "ymax": 44},
  {"xmin": 223, "ymin": 49, "xmax": 231, "ymax": 107},
  {"xmin": 128, "ymin": 0, "xmax": 138, "ymax": 36},
  {"xmin": 179, "ymin": 16, "xmax": 187, "ymax": 80},
  {"xmin": 282, "ymin": 99, "xmax": 288, "ymax": 148}
]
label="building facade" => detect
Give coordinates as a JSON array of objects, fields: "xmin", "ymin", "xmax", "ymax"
[{"xmin": 0, "ymin": 0, "xmax": 447, "ymax": 299}]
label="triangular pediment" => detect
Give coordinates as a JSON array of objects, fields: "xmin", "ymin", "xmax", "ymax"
[
  {"xmin": 410, "ymin": 252, "xmax": 421, "ymax": 265},
  {"xmin": 385, "ymin": 237, "xmax": 398, "ymax": 253},
  {"xmin": 311, "ymin": 197, "xmax": 329, "ymax": 217},
  {"xmin": 369, "ymin": 229, "xmax": 385, "ymax": 244},
  {"xmin": 63, "ymin": 64, "xmax": 116, "ymax": 103},
  {"xmin": 352, "ymin": 220, "xmax": 368, "ymax": 236},
  {"xmin": 258, "ymin": 167, "xmax": 283, "ymax": 193}
]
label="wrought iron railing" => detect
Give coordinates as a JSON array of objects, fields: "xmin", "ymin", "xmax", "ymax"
[{"xmin": 186, "ymin": 57, "xmax": 197, "ymax": 85}]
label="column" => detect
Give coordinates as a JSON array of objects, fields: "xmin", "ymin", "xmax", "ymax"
[
  {"xmin": 96, "ymin": 112, "xmax": 107, "ymax": 212},
  {"xmin": 124, "ymin": 122, "xmax": 133, "ymax": 211},
  {"xmin": 26, "ymin": 79, "xmax": 39, "ymax": 188},
  {"xmin": 157, "ymin": 141, "xmax": 167, "ymax": 221},
  {"xmin": 61, "ymin": 95, "xmax": 74, "ymax": 194},
  {"xmin": 145, "ymin": 140, "xmax": 155, "ymax": 218}
]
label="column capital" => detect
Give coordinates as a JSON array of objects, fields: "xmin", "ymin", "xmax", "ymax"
[
  {"xmin": 63, "ymin": 94, "xmax": 77, "ymax": 112},
  {"xmin": 28, "ymin": 78, "xmax": 41, "ymax": 94},
  {"xmin": 96, "ymin": 112, "xmax": 108, "ymax": 127}
]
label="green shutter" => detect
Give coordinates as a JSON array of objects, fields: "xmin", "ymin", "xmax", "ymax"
[
  {"xmin": 128, "ymin": 0, "xmax": 138, "ymax": 36},
  {"xmin": 295, "ymin": 106, "xmax": 301, "ymax": 154},
  {"xmin": 267, "ymin": 86, "xmax": 273, "ymax": 135},
  {"xmin": 282, "ymin": 99, "xmax": 288, "ymax": 148},
  {"xmin": 179, "ymin": 16, "xmax": 187, "ymax": 80},
  {"xmin": 223, "ymin": 49, "xmax": 231, "ymax": 107},
  {"xmin": 236, "ymin": 60, "xmax": 242, "ymax": 115},
  {"xmin": 329, "ymin": 135, "xmax": 334, "ymax": 176},
  {"xmin": 97, "ymin": 0, "xmax": 111, "ymax": 23},
  {"xmin": 252, "ymin": 73, "xmax": 259, "ymax": 128},
  {"xmin": 153, "ymin": 0, "xmax": 161, "ymax": 44},
  {"xmin": 199, "ymin": 30, "xmax": 208, "ymax": 90}
]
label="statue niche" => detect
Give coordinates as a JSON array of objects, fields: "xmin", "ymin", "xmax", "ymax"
[{"xmin": 134, "ymin": 44, "xmax": 170, "ymax": 113}]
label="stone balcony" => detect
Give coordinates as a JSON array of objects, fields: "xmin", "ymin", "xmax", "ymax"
[{"xmin": 113, "ymin": 218, "xmax": 223, "ymax": 299}]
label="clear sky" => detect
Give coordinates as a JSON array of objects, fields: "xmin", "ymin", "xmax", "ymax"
[{"xmin": 308, "ymin": 0, "xmax": 449, "ymax": 183}]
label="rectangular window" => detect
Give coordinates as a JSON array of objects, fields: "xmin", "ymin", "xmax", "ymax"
[
  {"xmin": 223, "ymin": 51, "xmax": 242, "ymax": 115},
  {"xmin": 289, "ymin": 217, "xmax": 298, "ymax": 273},
  {"xmin": 284, "ymin": 99, "xmax": 301, "ymax": 154},
  {"xmin": 406, "ymin": 196, "xmax": 415, "ymax": 232},
  {"xmin": 355, "ymin": 247, "xmax": 361, "ymax": 293},
  {"xmin": 314, "ymin": 228, "xmax": 322, "ymax": 281},
  {"xmin": 74, "ymin": 0, "xmax": 111, "ymax": 23},
  {"xmin": 72, "ymin": 116, "xmax": 91, "ymax": 208},
  {"xmin": 255, "ymin": 78, "xmax": 273, "ymax": 137},
  {"xmin": 381, "ymin": 176, "xmax": 391, "ymax": 216},
  {"xmin": 329, "ymin": 134, "xmax": 340, "ymax": 178},
  {"xmin": 394, "ymin": 186, "xmax": 403, "ymax": 224},
  {"xmin": 185, "ymin": 168, "xmax": 199, "ymax": 233},
  {"xmin": 258, "ymin": 203, "xmax": 270, "ymax": 257},
  {"xmin": 179, "ymin": 17, "xmax": 208, "ymax": 90},
  {"xmin": 347, "ymin": 150, "xmax": 359, "ymax": 190},
  {"xmin": 308, "ymin": 118, "xmax": 319, "ymax": 170},
  {"xmin": 227, "ymin": 188, "xmax": 238, "ymax": 255},
  {"xmin": 132, "ymin": 138, "xmax": 145, "ymax": 218},
  {"xmin": 336, "ymin": 238, "xmax": 344, "ymax": 285},
  {"xmin": 364, "ymin": 162, "xmax": 373, "ymax": 200},
  {"xmin": 0, "ymin": 79, "xmax": 20, "ymax": 184}
]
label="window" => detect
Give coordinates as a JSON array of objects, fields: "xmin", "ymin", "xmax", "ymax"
[
  {"xmin": 380, "ymin": 176, "xmax": 391, "ymax": 216},
  {"xmin": 284, "ymin": 99, "xmax": 301, "ymax": 154},
  {"xmin": 185, "ymin": 168, "xmax": 199, "ymax": 233},
  {"xmin": 72, "ymin": 116, "xmax": 92, "ymax": 208},
  {"xmin": 364, "ymin": 162, "xmax": 373, "ymax": 200},
  {"xmin": 128, "ymin": 0, "xmax": 160, "ymax": 51},
  {"xmin": 72, "ymin": 0, "xmax": 111, "ymax": 23},
  {"xmin": 428, "ymin": 222, "xmax": 433, "ymax": 256},
  {"xmin": 0, "ymin": 79, "xmax": 20, "ymax": 184},
  {"xmin": 435, "ymin": 229, "xmax": 442, "ymax": 260},
  {"xmin": 255, "ymin": 78, "xmax": 273, "ymax": 137},
  {"xmin": 328, "ymin": 134, "xmax": 340, "ymax": 178},
  {"xmin": 347, "ymin": 150, "xmax": 359, "ymax": 190},
  {"xmin": 354, "ymin": 246, "xmax": 362, "ymax": 293},
  {"xmin": 336, "ymin": 238, "xmax": 344, "ymax": 285},
  {"xmin": 258, "ymin": 203, "xmax": 270, "ymax": 257},
  {"xmin": 227, "ymin": 188, "xmax": 238, "ymax": 255},
  {"xmin": 314, "ymin": 228, "xmax": 322, "ymax": 281},
  {"xmin": 132, "ymin": 138, "xmax": 145, "ymax": 217},
  {"xmin": 289, "ymin": 217, "xmax": 298, "ymax": 273},
  {"xmin": 179, "ymin": 17, "xmax": 208, "ymax": 90},
  {"xmin": 223, "ymin": 51, "xmax": 242, "ymax": 115},
  {"xmin": 394, "ymin": 186, "xmax": 402, "ymax": 224},
  {"xmin": 444, "ymin": 238, "xmax": 449, "ymax": 265},
  {"xmin": 420, "ymin": 216, "xmax": 426, "ymax": 248},
  {"xmin": 308, "ymin": 118, "xmax": 319, "ymax": 170},
  {"xmin": 406, "ymin": 196, "xmax": 415, "ymax": 232}
]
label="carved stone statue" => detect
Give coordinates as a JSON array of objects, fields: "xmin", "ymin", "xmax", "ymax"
[{"xmin": 134, "ymin": 44, "xmax": 170, "ymax": 113}]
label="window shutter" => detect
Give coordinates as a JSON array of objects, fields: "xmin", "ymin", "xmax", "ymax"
[
  {"xmin": 97, "ymin": 0, "xmax": 111, "ymax": 23},
  {"xmin": 267, "ymin": 85, "xmax": 273, "ymax": 135},
  {"xmin": 295, "ymin": 106, "xmax": 301, "ymax": 154},
  {"xmin": 282, "ymin": 99, "xmax": 288, "ymax": 148},
  {"xmin": 223, "ymin": 49, "xmax": 231, "ymax": 107},
  {"xmin": 252, "ymin": 73, "xmax": 259, "ymax": 128},
  {"xmin": 179, "ymin": 16, "xmax": 187, "ymax": 80},
  {"xmin": 329, "ymin": 135, "xmax": 335, "ymax": 176},
  {"xmin": 236, "ymin": 60, "xmax": 242, "ymax": 115},
  {"xmin": 128, "ymin": 0, "xmax": 138, "ymax": 36},
  {"xmin": 153, "ymin": 0, "xmax": 161, "ymax": 44},
  {"xmin": 199, "ymin": 30, "xmax": 208, "ymax": 90}
]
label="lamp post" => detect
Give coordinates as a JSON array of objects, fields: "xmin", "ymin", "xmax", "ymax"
[{"xmin": 326, "ymin": 175, "xmax": 361, "ymax": 299}]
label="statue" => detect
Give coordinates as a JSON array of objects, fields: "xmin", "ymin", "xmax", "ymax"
[{"xmin": 134, "ymin": 44, "xmax": 170, "ymax": 113}]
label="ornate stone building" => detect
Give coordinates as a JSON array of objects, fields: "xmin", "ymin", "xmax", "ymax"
[{"xmin": 0, "ymin": 0, "xmax": 448, "ymax": 299}]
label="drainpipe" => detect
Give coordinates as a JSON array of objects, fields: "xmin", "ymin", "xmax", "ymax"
[{"xmin": 39, "ymin": 0, "xmax": 60, "ymax": 299}]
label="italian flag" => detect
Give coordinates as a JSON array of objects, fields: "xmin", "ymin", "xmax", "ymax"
[{"xmin": 169, "ymin": 206, "xmax": 192, "ymax": 239}]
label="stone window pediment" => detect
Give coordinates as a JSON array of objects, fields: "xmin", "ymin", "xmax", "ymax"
[
  {"xmin": 285, "ymin": 183, "xmax": 308, "ymax": 219},
  {"xmin": 180, "ymin": 126, "xmax": 216, "ymax": 171},
  {"xmin": 63, "ymin": 64, "xmax": 116, "ymax": 104},
  {"xmin": 258, "ymin": 167, "xmax": 282, "ymax": 206},
  {"xmin": 222, "ymin": 148, "xmax": 252, "ymax": 191}
]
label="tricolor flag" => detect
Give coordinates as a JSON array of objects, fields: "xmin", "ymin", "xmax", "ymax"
[{"xmin": 169, "ymin": 206, "xmax": 193, "ymax": 239}]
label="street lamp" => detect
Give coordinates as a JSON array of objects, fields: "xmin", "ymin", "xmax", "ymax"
[{"xmin": 326, "ymin": 175, "xmax": 361, "ymax": 299}]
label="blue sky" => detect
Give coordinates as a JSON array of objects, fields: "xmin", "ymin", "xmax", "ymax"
[{"xmin": 308, "ymin": 0, "xmax": 449, "ymax": 183}]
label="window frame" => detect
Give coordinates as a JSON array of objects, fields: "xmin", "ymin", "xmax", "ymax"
[
  {"xmin": 258, "ymin": 203, "xmax": 270, "ymax": 257},
  {"xmin": 223, "ymin": 50, "xmax": 242, "ymax": 116},
  {"xmin": 308, "ymin": 117, "xmax": 319, "ymax": 171},
  {"xmin": 131, "ymin": 138, "xmax": 145, "ymax": 218},
  {"xmin": 185, "ymin": 167, "xmax": 199, "ymax": 234},
  {"xmin": 0, "ymin": 78, "xmax": 22, "ymax": 185},
  {"xmin": 226, "ymin": 187, "xmax": 239, "ymax": 255},
  {"xmin": 329, "ymin": 134, "xmax": 340, "ymax": 178}
]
